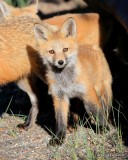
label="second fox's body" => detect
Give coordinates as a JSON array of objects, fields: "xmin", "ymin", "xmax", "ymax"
[
  {"xmin": 0, "ymin": 17, "xmax": 38, "ymax": 84},
  {"xmin": 0, "ymin": 16, "xmax": 54, "ymax": 84}
]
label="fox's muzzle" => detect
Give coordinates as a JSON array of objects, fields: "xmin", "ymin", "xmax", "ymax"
[{"xmin": 55, "ymin": 59, "xmax": 66, "ymax": 69}]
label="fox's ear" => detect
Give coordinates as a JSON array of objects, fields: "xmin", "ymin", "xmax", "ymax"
[
  {"xmin": 34, "ymin": 24, "xmax": 52, "ymax": 41},
  {"xmin": 0, "ymin": 1, "xmax": 10, "ymax": 17},
  {"xmin": 60, "ymin": 17, "xmax": 77, "ymax": 38}
]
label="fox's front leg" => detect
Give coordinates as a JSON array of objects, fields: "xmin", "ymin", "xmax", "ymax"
[{"xmin": 49, "ymin": 95, "xmax": 69, "ymax": 146}]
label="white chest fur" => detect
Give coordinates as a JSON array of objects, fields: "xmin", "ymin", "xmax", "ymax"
[{"xmin": 49, "ymin": 66, "xmax": 86, "ymax": 99}]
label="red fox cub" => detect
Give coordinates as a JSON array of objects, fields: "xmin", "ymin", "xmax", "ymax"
[{"xmin": 34, "ymin": 17, "xmax": 112, "ymax": 145}]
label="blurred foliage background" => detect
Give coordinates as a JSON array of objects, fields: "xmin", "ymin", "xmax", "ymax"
[{"xmin": 5, "ymin": 0, "xmax": 30, "ymax": 7}]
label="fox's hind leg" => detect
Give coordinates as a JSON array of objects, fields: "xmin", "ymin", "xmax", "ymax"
[
  {"xmin": 98, "ymin": 82, "xmax": 112, "ymax": 120},
  {"xmin": 17, "ymin": 76, "xmax": 39, "ymax": 130},
  {"xmin": 83, "ymin": 87, "xmax": 109, "ymax": 129}
]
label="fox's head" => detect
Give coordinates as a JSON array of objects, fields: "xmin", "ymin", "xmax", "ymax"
[{"xmin": 34, "ymin": 17, "xmax": 78, "ymax": 69}]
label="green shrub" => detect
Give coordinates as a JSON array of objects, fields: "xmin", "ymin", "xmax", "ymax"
[{"xmin": 5, "ymin": 0, "xmax": 29, "ymax": 8}]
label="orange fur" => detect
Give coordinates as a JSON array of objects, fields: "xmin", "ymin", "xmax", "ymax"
[{"xmin": 0, "ymin": 16, "xmax": 52, "ymax": 85}]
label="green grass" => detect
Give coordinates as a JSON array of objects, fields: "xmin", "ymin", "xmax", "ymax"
[
  {"xmin": 1, "ymin": 96, "xmax": 27, "ymax": 137},
  {"xmin": 47, "ymin": 103, "xmax": 126, "ymax": 160}
]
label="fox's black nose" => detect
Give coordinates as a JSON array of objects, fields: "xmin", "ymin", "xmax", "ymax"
[{"xmin": 58, "ymin": 60, "xmax": 64, "ymax": 65}]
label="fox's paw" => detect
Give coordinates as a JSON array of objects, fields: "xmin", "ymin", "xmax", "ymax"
[
  {"xmin": 49, "ymin": 137, "xmax": 64, "ymax": 146},
  {"xmin": 49, "ymin": 131, "xmax": 65, "ymax": 146},
  {"xmin": 17, "ymin": 123, "xmax": 31, "ymax": 131}
]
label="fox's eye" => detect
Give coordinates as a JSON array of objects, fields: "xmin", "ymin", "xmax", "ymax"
[
  {"xmin": 49, "ymin": 50, "xmax": 55, "ymax": 54},
  {"xmin": 63, "ymin": 48, "xmax": 68, "ymax": 52}
]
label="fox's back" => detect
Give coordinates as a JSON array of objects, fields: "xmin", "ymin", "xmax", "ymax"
[
  {"xmin": 0, "ymin": 17, "xmax": 36, "ymax": 49},
  {"xmin": 0, "ymin": 17, "xmax": 39, "ymax": 41}
]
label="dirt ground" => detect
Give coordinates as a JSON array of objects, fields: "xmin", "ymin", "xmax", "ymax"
[
  {"xmin": 0, "ymin": 111, "xmax": 128, "ymax": 160},
  {"xmin": 0, "ymin": 0, "xmax": 128, "ymax": 160}
]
